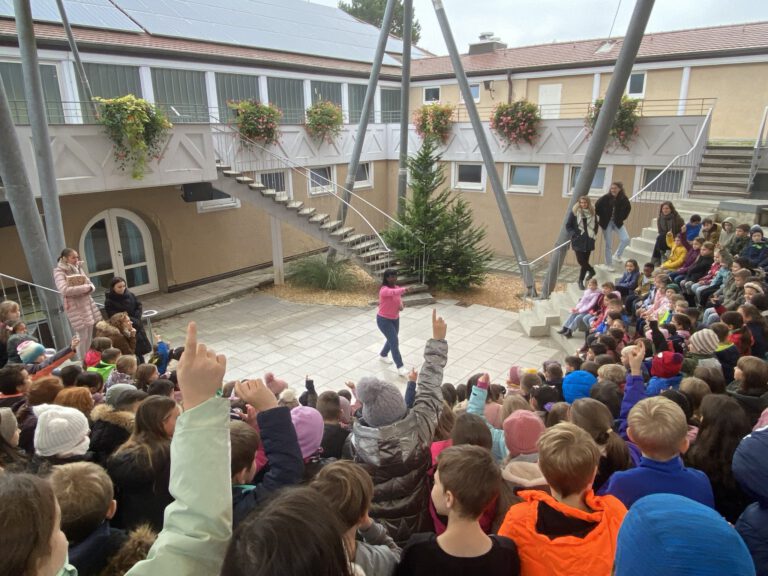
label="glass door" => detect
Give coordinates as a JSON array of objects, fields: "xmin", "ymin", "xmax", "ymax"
[{"xmin": 80, "ymin": 209, "xmax": 158, "ymax": 296}]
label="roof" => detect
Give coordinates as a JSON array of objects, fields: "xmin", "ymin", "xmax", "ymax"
[
  {"xmin": 0, "ymin": 19, "xmax": 404, "ymax": 78},
  {"xmin": 411, "ymin": 21, "xmax": 768, "ymax": 79}
]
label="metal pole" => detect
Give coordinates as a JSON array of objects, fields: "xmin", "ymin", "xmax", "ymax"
[
  {"xmin": 55, "ymin": 0, "xmax": 98, "ymax": 117},
  {"xmin": 0, "ymin": 77, "xmax": 71, "ymax": 348},
  {"xmin": 541, "ymin": 0, "xmax": 655, "ymax": 297},
  {"xmin": 396, "ymin": 0, "xmax": 413, "ymax": 216},
  {"xmin": 15, "ymin": 0, "xmax": 67, "ymax": 257},
  {"xmin": 431, "ymin": 0, "xmax": 535, "ymax": 293},
  {"xmin": 336, "ymin": 0, "xmax": 397, "ymax": 225}
]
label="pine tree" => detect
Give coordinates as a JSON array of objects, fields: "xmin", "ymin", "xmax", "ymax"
[
  {"xmin": 337, "ymin": 0, "xmax": 422, "ymax": 44},
  {"xmin": 383, "ymin": 137, "xmax": 491, "ymax": 290}
]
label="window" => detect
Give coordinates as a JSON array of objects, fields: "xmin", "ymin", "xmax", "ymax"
[
  {"xmin": 260, "ymin": 170, "xmax": 288, "ymax": 193},
  {"xmin": 0, "ymin": 62, "xmax": 64, "ymax": 124},
  {"xmin": 567, "ymin": 166, "xmax": 608, "ymax": 195},
  {"xmin": 505, "ymin": 164, "xmax": 544, "ymax": 194},
  {"xmin": 216, "ymin": 73, "xmax": 260, "ymax": 123},
  {"xmin": 453, "ymin": 163, "xmax": 484, "ymax": 191},
  {"xmin": 353, "ymin": 162, "xmax": 373, "ymax": 189},
  {"xmin": 151, "ymin": 68, "xmax": 209, "ymax": 122},
  {"xmin": 380, "ymin": 87, "xmax": 401, "ymax": 123},
  {"xmin": 311, "ymin": 81, "xmax": 342, "ymax": 106},
  {"xmin": 197, "ymin": 195, "xmax": 241, "ymax": 213},
  {"xmin": 423, "ymin": 86, "xmax": 440, "ymax": 103},
  {"xmin": 642, "ymin": 168, "xmax": 683, "ymax": 194},
  {"xmin": 627, "ymin": 72, "xmax": 646, "ymax": 98},
  {"xmin": 460, "ymin": 83, "xmax": 481, "ymax": 103},
  {"xmin": 267, "ymin": 77, "xmax": 305, "ymax": 124},
  {"xmin": 309, "ymin": 166, "xmax": 335, "ymax": 195},
  {"xmin": 348, "ymin": 84, "xmax": 374, "ymax": 124}
]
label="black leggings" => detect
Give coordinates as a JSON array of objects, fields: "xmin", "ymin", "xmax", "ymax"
[
  {"xmin": 574, "ymin": 250, "xmax": 595, "ymax": 283},
  {"xmin": 652, "ymin": 233, "xmax": 668, "ymax": 263}
]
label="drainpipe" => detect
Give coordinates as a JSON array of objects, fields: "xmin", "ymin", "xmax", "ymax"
[{"xmin": 507, "ymin": 70, "xmax": 512, "ymax": 104}]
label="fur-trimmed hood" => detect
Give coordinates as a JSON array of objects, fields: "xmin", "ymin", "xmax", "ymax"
[
  {"xmin": 95, "ymin": 320, "xmax": 123, "ymax": 340},
  {"xmin": 100, "ymin": 524, "xmax": 157, "ymax": 576},
  {"xmin": 91, "ymin": 403, "xmax": 134, "ymax": 431}
]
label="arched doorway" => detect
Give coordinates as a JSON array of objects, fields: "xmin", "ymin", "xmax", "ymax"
[{"xmin": 79, "ymin": 209, "xmax": 158, "ymax": 295}]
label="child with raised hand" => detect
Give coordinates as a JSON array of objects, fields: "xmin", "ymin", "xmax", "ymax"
[
  {"xmin": 398, "ymin": 445, "xmax": 520, "ymax": 576},
  {"xmin": 498, "ymin": 423, "xmax": 626, "ymax": 576},
  {"xmin": 312, "ymin": 461, "xmax": 401, "ymax": 576}
]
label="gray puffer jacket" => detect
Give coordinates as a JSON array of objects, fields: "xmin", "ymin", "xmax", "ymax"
[{"xmin": 347, "ymin": 338, "xmax": 446, "ymax": 545}]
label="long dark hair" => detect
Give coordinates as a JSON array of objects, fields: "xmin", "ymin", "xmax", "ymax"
[
  {"xmin": 739, "ymin": 304, "xmax": 768, "ymax": 338},
  {"xmin": 612, "ymin": 181, "xmax": 627, "ymax": 197},
  {"xmin": 114, "ymin": 396, "xmax": 176, "ymax": 470},
  {"xmin": 721, "ymin": 311, "xmax": 752, "ymax": 356},
  {"xmin": 658, "ymin": 201, "xmax": 679, "ymax": 218},
  {"xmin": 685, "ymin": 395, "xmax": 750, "ymax": 489},
  {"xmin": 108, "ymin": 276, "xmax": 129, "ymax": 295},
  {"xmin": 570, "ymin": 398, "xmax": 632, "ymax": 478},
  {"xmin": 381, "ymin": 268, "xmax": 398, "ymax": 287}
]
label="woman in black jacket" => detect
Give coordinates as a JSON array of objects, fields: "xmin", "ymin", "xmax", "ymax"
[
  {"xmin": 595, "ymin": 182, "xmax": 632, "ymax": 271},
  {"xmin": 566, "ymin": 196, "xmax": 598, "ymax": 289},
  {"xmin": 105, "ymin": 277, "xmax": 151, "ymax": 362},
  {"xmin": 652, "ymin": 202, "xmax": 685, "ymax": 266}
]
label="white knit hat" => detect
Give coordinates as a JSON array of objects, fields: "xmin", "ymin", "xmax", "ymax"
[{"xmin": 33, "ymin": 404, "xmax": 90, "ymax": 457}]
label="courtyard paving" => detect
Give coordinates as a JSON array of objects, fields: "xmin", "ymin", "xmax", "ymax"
[{"xmin": 153, "ymin": 292, "xmax": 561, "ymax": 394}]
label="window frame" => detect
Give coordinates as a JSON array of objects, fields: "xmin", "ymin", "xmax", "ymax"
[
  {"xmin": 452, "ymin": 162, "xmax": 485, "ymax": 192},
  {"xmin": 564, "ymin": 164, "xmax": 613, "ymax": 197},
  {"xmin": 308, "ymin": 165, "xmax": 336, "ymax": 196},
  {"xmin": 504, "ymin": 163, "xmax": 546, "ymax": 195},
  {"xmin": 459, "ymin": 83, "xmax": 481, "ymax": 103},
  {"xmin": 423, "ymin": 86, "xmax": 441, "ymax": 104},
  {"xmin": 196, "ymin": 195, "xmax": 241, "ymax": 213},
  {"xmin": 259, "ymin": 169, "xmax": 292, "ymax": 198},
  {"xmin": 627, "ymin": 71, "xmax": 646, "ymax": 98},
  {"xmin": 352, "ymin": 162, "xmax": 374, "ymax": 190},
  {"xmin": 640, "ymin": 166, "xmax": 684, "ymax": 195}
]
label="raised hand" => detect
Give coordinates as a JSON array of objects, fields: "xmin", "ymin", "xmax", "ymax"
[
  {"xmin": 70, "ymin": 336, "xmax": 80, "ymax": 351},
  {"xmin": 432, "ymin": 309, "xmax": 447, "ymax": 340},
  {"xmin": 177, "ymin": 322, "xmax": 227, "ymax": 410},
  {"xmin": 627, "ymin": 340, "xmax": 645, "ymax": 375},
  {"xmin": 235, "ymin": 378, "xmax": 278, "ymax": 413}
]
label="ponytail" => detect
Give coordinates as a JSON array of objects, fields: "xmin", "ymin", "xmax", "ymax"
[{"xmin": 601, "ymin": 429, "xmax": 632, "ymax": 474}]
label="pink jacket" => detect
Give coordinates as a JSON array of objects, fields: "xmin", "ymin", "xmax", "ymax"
[
  {"xmin": 377, "ymin": 285, "xmax": 407, "ymax": 319},
  {"xmin": 575, "ymin": 288, "xmax": 601, "ymax": 314},
  {"xmin": 53, "ymin": 262, "xmax": 102, "ymax": 331}
]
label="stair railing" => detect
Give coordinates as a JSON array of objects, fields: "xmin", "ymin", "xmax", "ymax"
[
  {"xmin": 522, "ymin": 107, "xmax": 714, "ymax": 299},
  {"xmin": 749, "ymin": 105, "xmax": 768, "ymax": 192},
  {"xmin": 207, "ymin": 120, "xmax": 428, "ymax": 285}
]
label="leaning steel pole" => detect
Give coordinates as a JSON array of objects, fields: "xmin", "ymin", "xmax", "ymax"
[
  {"xmin": 55, "ymin": 0, "xmax": 98, "ymax": 117},
  {"xmin": 431, "ymin": 0, "xmax": 535, "ymax": 294},
  {"xmin": 396, "ymin": 0, "xmax": 413, "ymax": 216},
  {"xmin": 15, "ymin": 0, "xmax": 67, "ymax": 256},
  {"xmin": 0, "ymin": 77, "xmax": 71, "ymax": 348},
  {"xmin": 541, "ymin": 0, "xmax": 655, "ymax": 297}
]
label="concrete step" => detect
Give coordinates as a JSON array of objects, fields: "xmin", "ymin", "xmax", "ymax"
[
  {"xmin": 215, "ymin": 163, "xmax": 231, "ymax": 171},
  {"xmin": 261, "ymin": 189, "xmax": 276, "ymax": 198},
  {"xmin": 641, "ymin": 226, "xmax": 658, "ymax": 241},
  {"xmin": 688, "ymin": 188, "xmax": 751, "ymax": 198},
  {"xmin": 320, "ymin": 219, "xmax": 343, "ymax": 231},
  {"xmin": 298, "ymin": 207, "xmax": 316, "ymax": 218},
  {"xmin": 518, "ymin": 309, "xmax": 552, "ymax": 338},
  {"xmin": 222, "ymin": 170, "xmax": 242, "ymax": 177},
  {"xmin": 274, "ymin": 194, "xmax": 290, "ymax": 205},
  {"xmin": 286, "ymin": 201, "xmax": 304, "ymax": 211},
  {"xmin": 309, "ymin": 213, "xmax": 330, "ymax": 223},
  {"xmin": 698, "ymin": 167, "xmax": 751, "ymax": 177},
  {"xmin": 368, "ymin": 255, "xmax": 398, "ymax": 268},
  {"xmin": 674, "ymin": 199, "xmax": 722, "ymax": 213},
  {"xmin": 248, "ymin": 182, "xmax": 266, "ymax": 191},
  {"xmin": 548, "ymin": 325, "xmax": 587, "ymax": 354},
  {"xmin": 692, "ymin": 178, "xmax": 749, "ymax": 188},
  {"xmin": 401, "ymin": 292, "xmax": 437, "ymax": 306},
  {"xmin": 358, "ymin": 248, "xmax": 390, "ymax": 261},
  {"xmin": 340, "ymin": 233, "xmax": 368, "ymax": 245},
  {"xmin": 235, "ymin": 176, "xmax": 254, "ymax": 184},
  {"xmin": 703, "ymin": 151, "xmax": 753, "ymax": 160},
  {"xmin": 330, "ymin": 226, "xmax": 355, "ymax": 238},
  {"xmin": 629, "ymin": 235, "xmax": 656, "ymax": 253},
  {"xmin": 353, "ymin": 239, "xmax": 381, "ymax": 253}
]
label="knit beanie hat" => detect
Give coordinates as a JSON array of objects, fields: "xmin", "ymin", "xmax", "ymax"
[
  {"xmin": 651, "ymin": 352, "xmax": 684, "ymax": 379},
  {"xmin": 733, "ymin": 268, "xmax": 752, "ymax": 280},
  {"xmin": 503, "ymin": 410, "xmax": 545, "ymax": 458},
  {"xmin": 290, "ymin": 406, "xmax": 324, "ymax": 459},
  {"xmin": 356, "ymin": 376, "xmax": 406, "ymax": 427},
  {"xmin": 666, "ymin": 283, "xmax": 680, "ymax": 294},
  {"xmin": 744, "ymin": 282, "xmax": 765, "ymax": 295},
  {"xmin": 562, "ymin": 370, "xmax": 597, "ymax": 404},
  {"xmin": 690, "ymin": 329, "xmax": 719, "ymax": 355},
  {"xmin": 33, "ymin": 404, "xmax": 90, "ymax": 457},
  {"xmin": 105, "ymin": 383, "xmax": 138, "ymax": 408},
  {"xmin": 750, "ymin": 224, "xmax": 764, "ymax": 237},
  {"xmin": 0, "ymin": 407, "xmax": 18, "ymax": 444},
  {"xmin": 18, "ymin": 340, "xmax": 45, "ymax": 364},
  {"xmin": 614, "ymin": 494, "xmax": 754, "ymax": 576},
  {"xmin": 264, "ymin": 372, "xmax": 288, "ymax": 397}
]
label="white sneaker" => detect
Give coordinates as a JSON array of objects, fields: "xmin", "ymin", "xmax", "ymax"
[
  {"xmin": 599, "ymin": 263, "xmax": 616, "ymax": 272},
  {"xmin": 613, "ymin": 255, "xmax": 624, "ymax": 264},
  {"xmin": 397, "ymin": 366, "xmax": 407, "ymax": 377},
  {"xmin": 379, "ymin": 355, "xmax": 392, "ymax": 364}
]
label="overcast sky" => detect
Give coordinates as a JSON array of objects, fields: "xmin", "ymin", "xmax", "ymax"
[{"xmin": 310, "ymin": 0, "xmax": 768, "ymax": 55}]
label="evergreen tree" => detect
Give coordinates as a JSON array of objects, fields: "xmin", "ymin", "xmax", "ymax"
[
  {"xmin": 383, "ymin": 137, "xmax": 491, "ymax": 290},
  {"xmin": 338, "ymin": 0, "xmax": 422, "ymax": 44}
]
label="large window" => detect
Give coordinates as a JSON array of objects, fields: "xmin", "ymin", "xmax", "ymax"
[
  {"xmin": 642, "ymin": 168, "xmax": 684, "ymax": 194},
  {"xmin": 0, "ymin": 62, "xmax": 64, "ymax": 124},
  {"xmin": 460, "ymin": 83, "xmax": 481, "ymax": 103},
  {"xmin": 505, "ymin": 164, "xmax": 544, "ymax": 194},
  {"xmin": 381, "ymin": 87, "xmax": 401, "ymax": 123},
  {"xmin": 348, "ymin": 84, "xmax": 374, "ymax": 124},
  {"xmin": 627, "ymin": 72, "xmax": 646, "ymax": 98},
  {"xmin": 267, "ymin": 77, "xmax": 305, "ymax": 124},
  {"xmin": 216, "ymin": 72, "xmax": 260, "ymax": 123},
  {"xmin": 78, "ymin": 63, "xmax": 142, "ymax": 122},
  {"xmin": 311, "ymin": 80, "xmax": 342, "ymax": 106},
  {"xmin": 353, "ymin": 162, "xmax": 373, "ymax": 189},
  {"xmin": 452, "ymin": 163, "xmax": 484, "ymax": 191},
  {"xmin": 423, "ymin": 86, "xmax": 440, "ymax": 103},
  {"xmin": 260, "ymin": 170, "xmax": 290, "ymax": 195},
  {"xmin": 568, "ymin": 166, "xmax": 608, "ymax": 195},
  {"xmin": 151, "ymin": 68, "xmax": 209, "ymax": 122},
  {"xmin": 308, "ymin": 165, "xmax": 335, "ymax": 195}
]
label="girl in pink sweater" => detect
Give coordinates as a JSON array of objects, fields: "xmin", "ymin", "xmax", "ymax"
[{"xmin": 377, "ymin": 269, "xmax": 409, "ymax": 377}]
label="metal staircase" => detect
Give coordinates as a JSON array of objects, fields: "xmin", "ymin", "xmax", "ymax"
[{"xmin": 689, "ymin": 145, "xmax": 754, "ymax": 198}]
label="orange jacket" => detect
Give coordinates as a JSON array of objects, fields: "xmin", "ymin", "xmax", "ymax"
[{"xmin": 498, "ymin": 489, "xmax": 627, "ymax": 576}]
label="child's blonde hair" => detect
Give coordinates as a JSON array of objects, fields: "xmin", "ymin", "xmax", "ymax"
[
  {"xmin": 597, "ymin": 364, "xmax": 626, "ymax": 386},
  {"xmin": 90, "ymin": 337, "xmax": 112, "ymax": 352},
  {"xmin": 501, "ymin": 393, "xmax": 534, "ymax": 421},
  {"xmin": 311, "ymin": 461, "xmax": 373, "ymax": 529},
  {"xmin": 679, "ymin": 377, "xmax": 711, "ymax": 416},
  {"xmin": 115, "ymin": 354, "xmax": 138, "ymax": 375},
  {"xmin": 627, "ymin": 396, "xmax": 687, "ymax": 460},
  {"xmin": 50, "ymin": 462, "xmax": 114, "ymax": 544},
  {"xmin": 537, "ymin": 422, "xmax": 600, "ymax": 498}
]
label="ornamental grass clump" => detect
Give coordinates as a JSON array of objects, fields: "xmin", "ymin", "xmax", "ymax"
[
  {"xmin": 490, "ymin": 100, "xmax": 541, "ymax": 146},
  {"xmin": 229, "ymin": 99, "xmax": 282, "ymax": 146},
  {"xmin": 94, "ymin": 95, "xmax": 172, "ymax": 180},
  {"xmin": 305, "ymin": 100, "xmax": 344, "ymax": 143}
]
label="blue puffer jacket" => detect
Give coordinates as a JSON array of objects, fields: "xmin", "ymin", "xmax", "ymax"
[{"xmin": 733, "ymin": 426, "xmax": 768, "ymax": 576}]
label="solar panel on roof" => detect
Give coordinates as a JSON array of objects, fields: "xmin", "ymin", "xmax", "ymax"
[{"xmin": 0, "ymin": 0, "xmax": 143, "ymax": 33}]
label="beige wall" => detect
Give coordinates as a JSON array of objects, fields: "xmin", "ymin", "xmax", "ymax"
[{"xmin": 525, "ymin": 74, "xmax": 594, "ymax": 118}]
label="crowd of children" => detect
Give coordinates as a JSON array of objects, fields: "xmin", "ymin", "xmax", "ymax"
[{"xmin": 0, "ymin": 210, "xmax": 767, "ymax": 576}]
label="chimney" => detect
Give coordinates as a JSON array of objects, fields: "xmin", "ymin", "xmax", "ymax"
[{"xmin": 468, "ymin": 32, "xmax": 507, "ymax": 55}]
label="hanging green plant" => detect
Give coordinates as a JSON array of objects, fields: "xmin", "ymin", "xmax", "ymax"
[
  {"xmin": 412, "ymin": 103, "xmax": 455, "ymax": 144},
  {"xmin": 585, "ymin": 96, "xmax": 641, "ymax": 151},
  {"xmin": 489, "ymin": 100, "xmax": 541, "ymax": 147},
  {"xmin": 94, "ymin": 95, "xmax": 172, "ymax": 180},
  {"xmin": 305, "ymin": 100, "xmax": 344, "ymax": 143},
  {"xmin": 228, "ymin": 99, "xmax": 282, "ymax": 146}
]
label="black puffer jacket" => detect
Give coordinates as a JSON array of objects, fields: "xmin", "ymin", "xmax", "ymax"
[
  {"xmin": 89, "ymin": 404, "xmax": 134, "ymax": 466},
  {"xmin": 595, "ymin": 191, "xmax": 632, "ymax": 229},
  {"xmin": 347, "ymin": 338, "xmax": 446, "ymax": 545},
  {"xmin": 566, "ymin": 208, "xmax": 598, "ymax": 253}
]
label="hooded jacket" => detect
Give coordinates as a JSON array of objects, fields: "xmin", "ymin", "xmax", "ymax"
[
  {"xmin": 662, "ymin": 233, "xmax": 688, "ymax": 270},
  {"xmin": 719, "ymin": 217, "xmax": 737, "ymax": 249},
  {"xmin": 68, "ymin": 520, "xmax": 128, "ymax": 576},
  {"xmin": 53, "ymin": 261, "xmax": 102, "ymax": 331},
  {"xmin": 347, "ymin": 338, "xmax": 446, "ymax": 545},
  {"xmin": 89, "ymin": 404, "xmax": 134, "ymax": 466},
  {"xmin": 595, "ymin": 192, "xmax": 632, "ymax": 230},
  {"xmin": 733, "ymin": 427, "xmax": 768, "ymax": 576},
  {"xmin": 741, "ymin": 237, "xmax": 768, "ymax": 268},
  {"xmin": 105, "ymin": 289, "xmax": 151, "ymax": 356},
  {"xmin": 96, "ymin": 320, "xmax": 137, "ymax": 356},
  {"xmin": 498, "ymin": 489, "xmax": 626, "ymax": 576},
  {"xmin": 100, "ymin": 525, "xmax": 157, "ymax": 576},
  {"xmin": 727, "ymin": 382, "xmax": 768, "ymax": 428}
]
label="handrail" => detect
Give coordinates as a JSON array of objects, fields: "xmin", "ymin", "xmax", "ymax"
[
  {"xmin": 749, "ymin": 105, "xmax": 768, "ymax": 190},
  {"xmin": 523, "ymin": 107, "xmax": 714, "ymax": 269},
  {"xmin": 0, "ymin": 272, "xmax": 105, "ymax": 307}
]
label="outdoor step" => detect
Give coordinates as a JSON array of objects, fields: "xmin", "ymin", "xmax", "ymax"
[
  {"xmin": 353, "ymin": 239, "xmax": 381, "ymax": 253},
  {"xmin": 235, "ymin": 176, "xmax": 254, "ymax": 184},
  {"xmin": 400, "ymin": 292, "xmax": 437, "ymax": 307},
  {"xmin": 286, "ymin": 201, "xmax": 304, "ymax": 211},
  {"xmin": 309, "ymin": 213, "xmax": 330, "ymax": 223},
  {"xmin": 274, "ymin": 194, "xmax": 290, "ymax": 204},
  {"xmin": 358, "ymin": 248, "xmax": 390, "ymax": 261},
  {"xmin": 518, "ymin": 309, "xmax": 553, "ymax": 338},
  {"xmin": 641, "ymin": 226, "xmax": 659, "ymax": 241},
  {"xmin": 248, "ymin": 182, "xmax": 266, "ymax": 191},
  {"xmin": 330, "ymin": 226, "xmax": 355, "ymax": 238},
  {"xmin": 367, "ymin": 255, "xmax": 398, "ymax": 268},
  {"xmin": 260, "ymin": 189, "xmax": 276, "ymax": 198},
  {"xmin": 320, "ymin": 219, "xmax": 343, "ymax": 231},
  {"xmin": 674, "ymin": 199, "xmax": 722, "ymax": 213},
  {"xmin": 697, "ymin": 167, "xmax": 751, "ymax": 176},
  {"xmin": 702, "ymin": 152, "xmax": 753, "ymax": 161},
  {"xmin": 298, "ymin": 207, "xmax": 317, "ymax": 217},
  {"xmin": 222, "ymin": 170, "xmax": 242, "ymax": 177},
  {"xmin": 705, "ymin": 145, "xmax": 754, "ymax": 151},
  {"xmin": 690, "ymin": 184, "xmax": 751, "ymax": 193},
  {"xmin": 692, "ymin": 178, "xmax": 749, "ymax": 188},
  {"xmin": 700, "ymin": 159, "xmax": 752, "ymax": 168},
  {"xmin": 688, "ymin": 188, "xmax": 751, "ymax": 198},
  {"xmin": 215, "ymin": 163, "xmax": 231, "ymax": 171},
  {"xmin": 630, "ymin": 236, "xmax": 656, "ymax": 253},
  {"xmin": 340, "ymin": 233, "xmax": 367, "ymax": 245}
]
